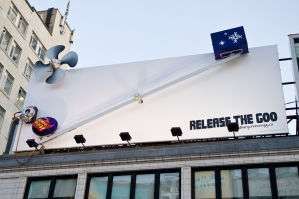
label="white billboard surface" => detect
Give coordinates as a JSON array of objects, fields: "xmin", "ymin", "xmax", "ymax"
[{"xmin": 14, "ymin": 45, "xmax": 288, "ymax": 151}]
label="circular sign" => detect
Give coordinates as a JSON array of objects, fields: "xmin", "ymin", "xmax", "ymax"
[{"xmin": 32, "ymin": 117, "xmax": 58, "ymax": 136}]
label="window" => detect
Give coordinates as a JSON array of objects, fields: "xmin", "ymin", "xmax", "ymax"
[
  {"xmin": 221, "ymin": 169, "xmax": 243, "ymax": 199},
  {"xmin": 86, "ymin": 170, "xmax": 180, "ymax": 199},
  {"xmin": 30, "ymin": 34, "xmax": 38, "ymax": 51},
  {"xmin": 7, "ymin": 5, "xmax": 28, "ymax": 36},
  {"xmin": 53, "ymin": 178, "xmax": 77, "ymax": 198},
  {"xmin": 1, "ymin": 70, "xmax": 14, "ymax": 96},
  {"xmin": 111, "ymin": 175, "xmax": 131, "ymax": 199},
  {"xmin": 193, "ymin": 165, "xmax": 299, "ymax": 199},
  {"xmin": 28, "ymin": 180, "xmax": 51, "ymax": 198},
  {"xmin": 23, "ymin": 59, "xmax": 33, "ymax": 80},
  {"xmin": 9, "ymin": 42, "xmax": 22, "ymax": 64},
  {"xmin": 159, "ymin": 173, "xmax": 180, "ymax": 199},
  {"xmin": 248, "ymin": 168, "xmax": 271, "ymax": 199},
  {"xmin": 135, "ymin": 174, "xmax": 155, "ymax": 199},
  {"xmin": 276, "ymin": 167, "xmax": 299, "ymax": 198},
  {"xmin": 0, "ymin": 29, "xmax": 12, "ymax": 52},
  {"xmin": 88, "ymin": 177, "xmax": 108, "ymax": 199},
  {"xmin": 24, "ymin": 176, "xmax": 77, "ymax": 199},
  {"xmin": 7, "ymin": 6, "xmax": 18, "ymax": 23},
  {"xmin": 38, "ymin": 45, "xmax": 46, "ymax": 61},
  {"xmin": 194, "ymin": 171, "xmax": 216, "ymax": 199},
  {"xmin": 17, "ymin": 17, "xmax": 28, "ymax": 35},
  {"xmin": 0, "ymin": 28, "xmax": 22, "ymax": 65},
  {"xmin": 30, "ymin": 33, "xmax": 46, "ymax": 61},
  {"xmin": 16, "ymin": 87, "xmax": 26, "ymax": 109},
  {"xmin": 0, "ymin": 105, "xmax": 5, "ymax": 132}
]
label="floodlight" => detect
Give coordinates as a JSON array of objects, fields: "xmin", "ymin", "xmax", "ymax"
[
  {"xmin": 74, "ymin": 134, "xmax": 86, "ymax": 147},
  {"xmin": 171, "ymin": 127, "xmax": 183, "ymax": 141},
  {"xmin": 26, "ymin": 139, "xmax": 39, "ymax": 150},
  {"xmin": 227, "ymin": 122, "xmax": 239, "ymax": 138},
  {"xmin": 119, "ymin": 132, "xmax": 132, "ymax": 145}
]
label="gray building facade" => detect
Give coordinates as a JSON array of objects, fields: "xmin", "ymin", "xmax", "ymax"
[{"xmin": 0, "ymin": 134, "xmax": 298, "ymax": 199}]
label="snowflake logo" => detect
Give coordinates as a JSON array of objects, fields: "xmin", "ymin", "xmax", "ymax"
[
  {"xmin": 219, "ymin": 40, "xmax": 225, "ymax": 46},
  {"xmin": 228, "ymin": 32, "xmax": 242, "ymax": 43}
]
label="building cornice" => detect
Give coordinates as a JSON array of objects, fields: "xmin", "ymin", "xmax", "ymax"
[{"xmin": 1, "ymin": 136, "xmax": 299, "ymax": 173}]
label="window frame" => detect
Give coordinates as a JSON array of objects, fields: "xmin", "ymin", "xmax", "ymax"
[
  {"xmin": 191, "ymin": 162, "xmax": 299, "ymax": 199},
  {"xmin": 2, "ymin": 70, "xmax": 14, "ymax": 96},
  {"xmin": 0, "ymin": 28, "xmax": 12, "ymax": 52},
  {"xmin": 29, "ymin": 33, "xmax": 38, "ymax": 52},
  {"xmin": 23, "ymin": 175, "xmax": 78, "ymax": 199},
  {"xmin": 23, "ymin": 59, "xmax": 33, "ymax": 80},
  {"xmin": 15, "ymin": 87, "xmax": 26, "ymax": 109},
  {"xmin": 7, "ymin": 4, "xmax": 29, "ymax": 37},
  {"xmin": 9, "ymin": 41, "xmax": 22, "ymax": 65},
  {"xmin": 17, "ymin": 16, "xmax": 28, "ymax": 36},
  {"xmin": 29, "ymin": 32, "xmax": 46, "ymax": 62},
  {"xmin": 37, "ymin": 45, "xmax": 46, "ymax": 61},
  {"xmin": 7, "ymin": 5, "xmax": 18, "ymax": 24},
  {"xmin": 85, "ymin": 168, "xmax": 181, "ymax": 199}
]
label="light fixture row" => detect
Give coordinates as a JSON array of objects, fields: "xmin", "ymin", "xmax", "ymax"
[{"xmin": 26, "ymin": 123, "xmax": 239, "ymax": 150}]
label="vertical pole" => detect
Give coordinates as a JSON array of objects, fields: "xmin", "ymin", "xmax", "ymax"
[
  {"xmin": 242, "ymin": 168, "xmax": 249, "ymax": 199},
  {"xmin": 4, "ymin": 118, "xmax": 19, "ymax": 154},
  {"xmin": 269, "ymin": 167, "xmax": 278, "ymax": 199},
  {"xmin": 215, "ymin": 169, "xmax": 221, "ymax": 199},
  {"xmin": 154, "ymin": 173, "xmax": 160, "ymax": 199}
]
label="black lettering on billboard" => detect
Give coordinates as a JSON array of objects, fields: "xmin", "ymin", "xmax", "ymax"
[
  {"xmin": 196, "ymin": 120, "xmax": 202, "ymax": 129},
  {"xmin": 219, "ymin": 117, "xmax": 225, "ymax": 127},
  {"xmin": 263, "ymin": 113, "xmax": 270, "ymax": 122},
  {"xmin": 190, "ymin": 120, "xmax": 196, "ymax": 130},
  {"xmin": 207, "ymin": 119, "xmax": 213, "ymax": 128},
  {"xmin": 270, "ymin": 112, "xmax": 278, "ymax": 121},
  {"xmin": 225, "ymin": 117, "xmax": 231, "ymax": 126},
  {"xmin": 247, "ymin": 114, "xmax": 254, "ymax": 124},
  {"xmin": 233, "ymin": 115, "xmax": 240, "ymax": 124},
  {"xmin": 256, "ymin": 113, "xmax": 263, "ymax": 123},
  {"xmin": 213, "ymin": 118, "xmax": 219, "ymax": 127}
]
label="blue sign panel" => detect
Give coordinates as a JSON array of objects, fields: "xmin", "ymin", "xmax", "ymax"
[{"xmin": 211, "ymin": 26, "xmax": 249, "ymax": 60}]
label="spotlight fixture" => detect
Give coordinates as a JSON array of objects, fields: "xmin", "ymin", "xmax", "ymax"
[
  {"xmin": 171, "ymin": 127, "xmax": 183, "ymax": 141},
  {"xmin": 227, "ymin": 122, "xmax": 239, "ymax": 138},
  {"xmin": 119, "ymin": 132, "xmax": 132, "ymax": 145},
  {"xmin": 74, "ymin": 134, "xmax": 86, "ymax": 147},
  {"xmin": 26, "ymin": 139, "xmax": 39, "ymax": 150}
]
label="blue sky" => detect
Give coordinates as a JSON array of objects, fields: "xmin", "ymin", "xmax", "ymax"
[{"xmin": 28, "ymin": 0, "xmax": 299, "ymax": 67}]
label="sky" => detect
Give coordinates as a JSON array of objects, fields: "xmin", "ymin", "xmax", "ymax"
[
  {"xmin": 28, "ymin": 0, "xmax": 299, "ymax": 132},
  {"xmin": 28, "ymin": 0, "xmax": 299, "ymax": 67}
]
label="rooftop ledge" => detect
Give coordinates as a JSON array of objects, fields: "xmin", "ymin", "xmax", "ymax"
[{"xmin": 0, "ymin": 133, "xmax": 299, "ymax": 170}]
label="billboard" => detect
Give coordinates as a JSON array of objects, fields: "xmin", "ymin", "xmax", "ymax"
[{"xmin": 14, "ymin": 45, "xmax": 288, "ymax": 151}]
